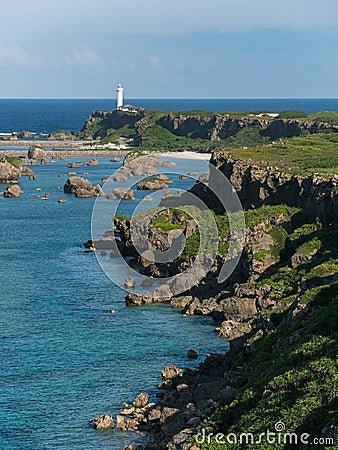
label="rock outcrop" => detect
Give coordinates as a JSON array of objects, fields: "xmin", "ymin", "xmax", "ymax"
[
  {"xmin": 3, "ymin": 184, "xmax": 23, "ymax": 198},
  {"xmin": 158, "ymin": 114, "xmax": 338, "ymax": 141},
  {"xmin": 63, "ymin": 177, "xmax": 104, "ymax": 198},
  {"xmin": 27, "ymin": 146, "xmax": 47, "ymax": 161},
  {"xmin": 0, "ymin": 157, "xmax": 22, "ymax": 182}
]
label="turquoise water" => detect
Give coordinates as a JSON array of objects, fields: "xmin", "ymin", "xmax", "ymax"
[{"xmin": 0, "ymin": 158, "xmax": 228, "ymax": 449}]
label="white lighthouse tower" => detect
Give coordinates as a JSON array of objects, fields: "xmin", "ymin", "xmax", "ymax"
[{"xmin": 116, "ymin": 83, "xmax": 124, "ymax": 109}]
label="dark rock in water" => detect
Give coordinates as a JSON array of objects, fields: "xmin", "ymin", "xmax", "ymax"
[
  {"xmin": 187, "ymin": 349, "xmax": 198, "ymax": 359},
  {"xmin": 58, "ymin": 198, "xmax": 67, "ymax": 203},
  {"xmin": 110, "ymin": 157, "xmax": 120, "ymax": 162},
  {"xmin": 4, "ymin": 185, "xmax": 23, "ymax": 198},
  {"xmin": 29, "ymin": 175, "xmax": 37, "ymax": 181},
  {"xmin": 91, "ymin": 414, "xmax": 114, "ymax": 429}
]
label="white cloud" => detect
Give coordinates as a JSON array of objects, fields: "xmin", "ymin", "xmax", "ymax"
[
  {"xmin": 64, "ymin": 46, "xmax": 99, "ymax": 65},
  {"xmin": 0, "ymin": 45, "xmax": 31, "ymax": 67}
]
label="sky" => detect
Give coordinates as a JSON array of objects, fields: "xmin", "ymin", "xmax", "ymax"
[{"xmin": 1, "ymin": 0, "xmax": 338, "ymax": 98}]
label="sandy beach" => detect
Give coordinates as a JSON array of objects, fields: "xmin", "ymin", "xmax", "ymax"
[{"xmin": 155, "ymin": 151, "xmax": 211, "ymax": 160}]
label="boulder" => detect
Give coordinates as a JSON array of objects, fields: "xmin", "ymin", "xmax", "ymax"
[
  {"xmin": 110, "ymin": 157, "xmax": 121, "ymax": 162},
  {"xmin": 136, "ymin": 178, "xmax": 168, "ymax": 190},
  {"xmin": 91, "ymin": 414, "xmax": 114, "ymax": 429},
  {"xmin": 58, "ymin": 198, "xmax": 67, "ymax": 203},
  {"xmin": 124, "ymin": 277, "xmax": 135, "ymax": 288},
  {"xmin": 24, "ymin": 159, "xmax": 38, "ymax": 166},
  {"xmin": 86, "ymin": 158, "xmax": 100, "ymax": 166},
  {"xmin": 158, "ymin": 174, "xmax": 174, "ymax": 184},
  {"xmin": 113, "ymin": 188, "xmax": 135, "ymax": 200},
  {"xmin": 21, "ymin": 166, "xmax": 35, "ymax": 176},
  {"xmin": 0, "ymin": 158, "xmax": 22, "ymax": 182},
  {"xmin": 132, "ymin": 392, "xmax": 149, "ymax": 408},
  {"xmin": 161, "ymin": 365, "xmax": 182, "ymax": 380},
  {"xmin": 27, "ymin": 146, "xmax": 46, "ymax": 160},
  {"xmin": 113, "ymin": 167, "xmax": 132, "ymax": 182},
  {"xmin": 187, "ymin": 349, "xmax": 198, "ymax": 359},
  {"xmin": 3, "ymin": 185, "xmax": 23, "ymax": 198},
  {"xmin": 161, "ymin": 161, "xmax": 176, "ymax": 167},
  {"xmin": 67, "ymin": 161, "xmax": 81, "ymax": 169},
  {"xmin": 17, "ymin": 130, "xmax": 32, "ymax": 139},
  {"xmin": 64, "ymin": 177, "xmax": 101, "ymax": 198},
  {"xmin": 143, "ymin": 195, "xmax": 153, "ymax": 202}
]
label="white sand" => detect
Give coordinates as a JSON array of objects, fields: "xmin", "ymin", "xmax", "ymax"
[{"xmin": 155, "ymin": 151, "xmax": 211, "ymax": 160}]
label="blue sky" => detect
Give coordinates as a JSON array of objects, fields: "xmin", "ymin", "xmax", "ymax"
[{"xmin": 1, "ymin": 0, "xmax": 338, "ymax": 98}]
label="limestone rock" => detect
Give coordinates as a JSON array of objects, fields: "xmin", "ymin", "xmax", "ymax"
[
  {"xmin": 136, "ymin": 178, "xmax": 168, "ymax": 190},
  {"xmin": 4, "ymin": 185, "xmax": 23, "ymax": 198},
  {"xmin": 91, "ymin": 414, "xmax": 114, "ymax": 429},
  {"xmin": 113, "ymin": 188, "xmax": 135, "ymax": 200},
  {"xmin": 27, "ymin": 146, "xmax": 46, "ymax": 160},
  {"xmin": 0, "ymin": 158, "xmax": 21, "ymax": 182}
]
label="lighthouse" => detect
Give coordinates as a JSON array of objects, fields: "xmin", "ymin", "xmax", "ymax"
[{"xmin": 116, "ymin": 83, "xmax": 124, "ymax": 109}]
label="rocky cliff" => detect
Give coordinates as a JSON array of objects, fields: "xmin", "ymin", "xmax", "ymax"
[
  {"xmin": 158, "ymin": 114, "xmax": 338, "ymax": 141},
  {"xmin": 192, "ymin": 150, "xmax": 338, "ymax": 227}
]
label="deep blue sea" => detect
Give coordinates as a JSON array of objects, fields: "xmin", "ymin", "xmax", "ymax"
[
  {"xmin": 0, "ymin": 98, "xmax": 338, "ymax": 134},
  {"xmin": 0, "ymin": 98, "xmax": 337, "ymax": 450}
]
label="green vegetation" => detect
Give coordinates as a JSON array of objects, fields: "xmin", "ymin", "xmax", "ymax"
[
  {"xmin": 5, "ymin": 156, "xmax": 22, "ymax": 168},
  {"xmin": 279, "ymin": 110, "xmax": 308, "ymax": 119},
  {"xmin": 216, "ymin": 132, "xmax": 338, "ymax": 177}
]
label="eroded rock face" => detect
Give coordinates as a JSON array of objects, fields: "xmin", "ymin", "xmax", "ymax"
[
  {"xmin": 63, "ymin": 177, "xmax": 103, "ymax": 198},
  {"xmin": 27, "ymin": 146, "xmax": 47, "ymax": 161},
  {"xmin": 203, "ymin": 152, "xmax": 338, "ymax": 227},
  {"xmin": 0, "ymin": 157, "xmax": 22, "ymax": 182}
]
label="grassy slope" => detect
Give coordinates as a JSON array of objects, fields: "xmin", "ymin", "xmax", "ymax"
[{"xmin": 215, "ymin": 133, "xmax": 338, "ymax": 177}]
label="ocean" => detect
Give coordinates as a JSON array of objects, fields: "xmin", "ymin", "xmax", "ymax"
[
  {"xmin": 0, "ymin": 98, "xmax": 337, "ymax": 450},
  {"xmin": 0, "ymin": 98, "xmax": 338, "ymax": 134}
]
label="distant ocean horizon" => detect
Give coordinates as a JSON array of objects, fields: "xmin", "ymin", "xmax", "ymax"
[{"xmin": 1, "ymin": 98, "xmax": 338, "ymax": 134}]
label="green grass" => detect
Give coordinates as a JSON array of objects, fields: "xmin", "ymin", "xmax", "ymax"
[
  {"xmin": 215, "ymin": 132, "xmax": 338, "ymax": 177},
  {"xmin": 5, "ymin": 156, "xmax": 22, "ymax": 168}
]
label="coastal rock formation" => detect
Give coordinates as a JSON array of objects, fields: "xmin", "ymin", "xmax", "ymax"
[
  {"xmin": 63, "ymin": 177, "xmax": 104, "ymax": 198},
  {"xmin": 113, "ymin": 188, "xmax": 135, "ymax": 200},
  {"xmin": 27, "ymin": 146, "xmax": 47, "ymax": 160},
  {"xmin": 158, "ymin": 114, "xmax": 338, "ymax": 141},
  {"xmin": 200, "ymin": 151, "xmax": 338, "ymax": 227},
  {"xmin": 21, "ymin": 166, "xmax": 35, "ymax": 177},
  {"xmin": 0, "ymin": 158, "xmax": 22, "ymax": 182},
  {"xmin": 3, "ymin": 185, "xmax": 23, "ymax": 198},
  {"xmin": 17, "ymin": 130, "xmax": 32, "ymax": 139},
  {"xmin": 91, "ymin": 414, "xmax": 114, "ymax": 429},
  {"xmin": 86, "ymin": 158, "xmax": 99, "ymax": 166},
  {"xmin": 136, "ymin": 178, "xmax": 168, "ymax": 190}
]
